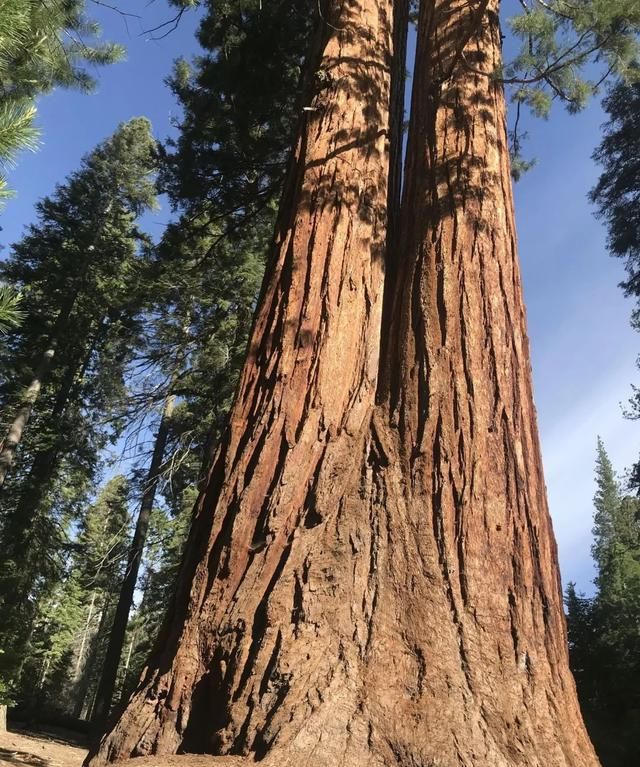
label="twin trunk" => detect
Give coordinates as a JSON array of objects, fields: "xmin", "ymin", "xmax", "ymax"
[{"xmin": 88, "ymin": 1, "xmax": 599, "ymax": 765}]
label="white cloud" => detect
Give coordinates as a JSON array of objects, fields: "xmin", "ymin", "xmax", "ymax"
[{"xmin": 539, "ymin": 362, "xmax": 640, "ymax": 592}]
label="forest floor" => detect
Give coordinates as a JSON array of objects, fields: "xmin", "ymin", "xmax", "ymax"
[
  {"xmin": 0, "ymin": 729, "xmax": 87, "ymax": 767},
  {"xmin": 0, "ymin": 733, "xmax": 250, "ymax": 767}
]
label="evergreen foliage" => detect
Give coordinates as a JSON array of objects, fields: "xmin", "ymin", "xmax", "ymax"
[
  {"xmin": 0, "ymin": 284, "xmax": 23, "ymax": 333},
  {"xmin": 0, "ymin": 0, "xmax": 123, "ymax": 197},
  {"xmin": 0, "ymin": 118, "xmax": 157, "ymax": 703},
  {"xmin": 22, "ymin": 475, "xmax": 131, "ymax": 718},
  {"xmin": 586, "ymin": 70, "xmax": 640, "ymax": 767},
  {"xmin": 503, "ymin": 2, "xmax": 640, "ymax": 175},
  {"xmin": 160, "ymin": 0, "xmax": 312, "ymax": 224},
  {"xmin": 0, "ymin": 0, "xmax": 124, "ymax": 100},
  {"xmin": 591, "ymin": 82, "xmax": 640, "ymax": 304},
  {"xmin": 565, "ymin": 441, "xmax": 640, "ymax": 767},
  {"xmin": 506, "ymin": 1, "xmax": 640, "ymax": 114}
]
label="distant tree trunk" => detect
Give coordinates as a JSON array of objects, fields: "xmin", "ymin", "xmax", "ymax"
[
  {"xmin": 0, "ymin": 279, "xmax": 87, "ymax": 490},
  {"xmin": 121, "ymin": 630, "xmax": 137, "ymax": 687},
  {"xmin": 87, "ymin": 1, "xmax": 598, "ymax": 766},
  {"xmin": 74, "ymin": 603, "xmax": 111, "ymax": 721},
  {"xmin": 0, "ymin": 347, "xmax": 55, "ymax": 488},
  {"xmin": 91, "ymin": 395, "xmax": 176, "ymax": 727},
  {"xmin": 75, "ymin": 592, "xmax": 98, "ymax": 677},
  {"xmin": 0, "ymin": 703, "xmax": 6, "ymax": 733}
]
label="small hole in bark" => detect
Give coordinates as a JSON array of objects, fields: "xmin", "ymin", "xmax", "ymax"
[
  {"xmin": 249, "ymin": 533, "xmax": 269, "ymax": 553},
  {"xmin": 304, "ymin": 507, "xmax": 323, "ymax": 528}
]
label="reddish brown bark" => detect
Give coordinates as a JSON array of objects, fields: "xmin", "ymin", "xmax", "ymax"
[
  {"xmin": 367, "ymin": 1, "xmax": 599, "ymax": 763},
  {"xmin": 87, "ymin": 0, "xmax": 399, "ymax": 764},
  {"xmin": 87, "ymin": 1, "xmax": 599, "ymax": 765}
]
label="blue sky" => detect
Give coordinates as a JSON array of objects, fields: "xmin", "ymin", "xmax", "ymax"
[
  {"xmin": 1, "ymin": 1, "xmax": 638, "ymax": 595},
  {"xmin": 515, "ymin": 104, "xmax": 639, "ymax": 593}
]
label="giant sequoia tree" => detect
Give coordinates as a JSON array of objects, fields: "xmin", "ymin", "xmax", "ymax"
[{"xmin": 88, "ymin": 1, "xmax": 639, "ymax": 765}]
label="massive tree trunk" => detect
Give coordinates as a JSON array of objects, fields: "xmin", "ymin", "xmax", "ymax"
[
  {"xmin": 365, "ymin": 1, "xmax": 598, "ymax": 764},
  {"xmin": 87, "ymin": 1, "xmax": 598, "ymax": 766},
  {"xmin": 87, "ymin": 0, "xmax": 399, "ymax": 763},
  {"xmin": 92, "ymin": 395, "xmax": 176, "ymax": 727}
]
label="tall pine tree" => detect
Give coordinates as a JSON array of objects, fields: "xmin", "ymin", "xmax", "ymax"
[
  {"xmin": 0, "ymin": 117, "xmax": 157, "ymax": 701},
  {"xmin": 566, "ymin": 442, "xmax": 640, "ymax": 767}
]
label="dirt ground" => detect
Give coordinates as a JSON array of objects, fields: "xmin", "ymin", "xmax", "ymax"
[
  {"xmin": 0, "ymin": 729, "xmax": 87, "ymax": 767},
  {"xmin": 0, "ymin": 732, "xmax": 251, "ymax": 767}
]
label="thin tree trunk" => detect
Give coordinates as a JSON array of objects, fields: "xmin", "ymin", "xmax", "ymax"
[
  {"xmin": 86, "ymin": 0, "xmax": 398, "ymax": 762},
  {"xmin": 0, "ymin": 347, "xmax": 55, "ymax": 488},
  {"xmin": 86, "ymin": 2, "xmax": 598, "ymax": 766},
  {"xmin": 121, "ymin": 630, "xmax": 136, "ymax": 682},
  {"xmin": 0, "ymin": 271, "xmax": 89, "ymax": 489},
  {"xmin": 74, "ymin": 604, "xmax": 108, "ymax": 721},
  {"xmin": 75, "ymin": 592, "xmax": 98, "ymax": 677},
  {"xmin": 38, "ymin": 655, "xmax": 51, "ymax": 690},
  {"xmin": 118, "ymin": 629, "xmax": 137, "ymax": 706},
  {"xmin": 91, "ymin": 395, "xmax": 176, "ymax": 727},
  {"xmin": 0, "ymin": 704, "xmax": 6, "ymax": 733}
]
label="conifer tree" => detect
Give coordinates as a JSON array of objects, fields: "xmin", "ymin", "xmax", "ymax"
[
  {"xmin": 566, "ymin": 442, "xmax": 640, "ymax": 767},
  {"xmin": 160, "ymin": 0, "xmax": 313, "ymax": 225},
  {"xmin": 564, "ymin": 582, "xmax": 598, "ymax": 711},
  {"xmin": 592, "ymin": 437, "xmax": 622, "ymax": 592},
  {"xmin": 22, "ymin": 476, "xmax": 131, "ymax": 718},
  {"xmin": 0, "ymin": 0, "xmax": 124, "ymax": 197},
  {"xmin": 591, "ymin": 82, "xmax": 640, "ymax": 494},
  {"xmin": 89, "ymin": 2, "xmax": 640, "ymax": 766},
  {"xmin": 591, "ymin": 82, "xmax": 640, "ymax": 301},
  {"xmin": 591, "ymin": 440, "xmax": 640, "ymax": 607},
  {"xmin": 0, "ymin": 117, "xmax": 157, "ymax": 701}
]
